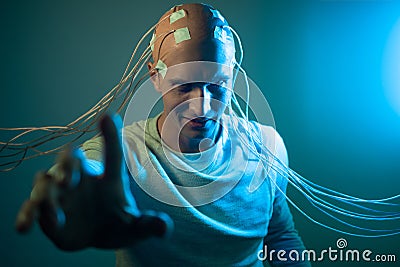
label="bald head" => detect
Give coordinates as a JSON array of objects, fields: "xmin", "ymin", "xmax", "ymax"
[{"xmin": 149, "ymin": 3, "xmax": 236, "ymax": 72}]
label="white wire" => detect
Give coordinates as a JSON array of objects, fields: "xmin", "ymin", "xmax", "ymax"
[{"xmin": 227, "ymin": 24, "xmax": 400, "ymax": 237}]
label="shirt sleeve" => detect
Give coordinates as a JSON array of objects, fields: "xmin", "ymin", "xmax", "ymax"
[
  {"xmin": 262, "ymin": 129, "xmax": 310, "ymax": 267},
  {"xmin": 46, "ymin": 136, "xmax": 105, "ymax": 177},
  {"xmin": 81, "ymin": 136, "xmax": 105, "ymax": 162}
]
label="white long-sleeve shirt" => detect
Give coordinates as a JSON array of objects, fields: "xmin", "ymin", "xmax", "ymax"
[{"xmin": 82, "ymin": 114, "xmax": 308, "ymax": 267}]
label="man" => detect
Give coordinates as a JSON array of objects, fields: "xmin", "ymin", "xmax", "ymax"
[{"xmin": 16, "ymin": 3, "xmax": 309, "ymax": 266}]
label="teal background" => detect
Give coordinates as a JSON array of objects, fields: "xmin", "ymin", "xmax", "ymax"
[{"xmin": 1, "ymin": 0, "xmax": 399, "ymax": 266}]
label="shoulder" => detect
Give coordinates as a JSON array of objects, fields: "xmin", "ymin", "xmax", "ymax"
[
  {"xmin": 255, "ymin": 122, "xmax": 288, "ymax": 166},
  {"xmin": 227, "ymin": 115, "xmax": 288, "ymax": 166},
  {"xmin": 81, "ymin": 135, "xmax": 105, "ymax": 161},
  {"xmin": 222, "ymin": 115, "xmax": 288, "ymax": 165},
  {"xmin": 81, "ymin": 117, "xmax": 154, "ymax": 161}
]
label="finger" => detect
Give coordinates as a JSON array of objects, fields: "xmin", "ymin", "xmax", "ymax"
[
  {"xmin": 30, "ymin": 171, "xmax": 53, "ymax": 202},
  {"xmin": 15, "ymin": 200, "xmax": 37, "ymax": 233},
  {"xmin": 129, "ymin": 211, "xmax": 174, "ymax": 239},
  {"xmin": 57, "ymin": 146, "xmax": 82, "ymax": 188},
  {"xmin": 100, "ymin": 114, "xmax": 123, "ymax": 180},
  {"xmin": 36, "ymin": 173, "xmax": 65, "ymax": 230},
  {"xmin": 16, "ymin": 172, "xmax": 53, "ymax": 232},
  {"xmin": 16, "ymin": 172, "xmax": 62, "ymax": 233}
]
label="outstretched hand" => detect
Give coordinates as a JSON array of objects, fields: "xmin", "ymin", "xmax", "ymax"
[{"xmin": 15, "ymin": 114, "xmax": 173, "ymax": 251}]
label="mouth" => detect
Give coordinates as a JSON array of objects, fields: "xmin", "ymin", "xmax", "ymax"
[{"xmin": 183, "ymin": 117, "xmax": 213, "ymax": 129}]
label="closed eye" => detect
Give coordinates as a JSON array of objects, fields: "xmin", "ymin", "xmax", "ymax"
[{"xmin": 172, "ymin": 82, "xmax": 228, "ymax": 98}]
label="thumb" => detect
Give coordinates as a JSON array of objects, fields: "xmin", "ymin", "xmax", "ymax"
[{"xmin": 129, "ymin": 211, "xmax": 174, "ymax": 239}]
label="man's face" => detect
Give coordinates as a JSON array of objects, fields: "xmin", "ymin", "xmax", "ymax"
[{"xmin": 157, "ymin": 61, "xmax": 233, "ymax": 152}]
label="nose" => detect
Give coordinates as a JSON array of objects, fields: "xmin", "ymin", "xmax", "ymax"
[{"xmin": 188, "ymin": 84, "xmax": 212, "ymax": 116}]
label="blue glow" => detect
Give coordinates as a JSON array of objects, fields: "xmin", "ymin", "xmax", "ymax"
[{"xmin": 383, "ymin": 17, "xmax": 400, "ymax": 117}]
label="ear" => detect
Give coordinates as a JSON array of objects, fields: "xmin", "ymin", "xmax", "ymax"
[{"xmin": 147, "ymin": 61, "xmax": 162, "ymax": 92}]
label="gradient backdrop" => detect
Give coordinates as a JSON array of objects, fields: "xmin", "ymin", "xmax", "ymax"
[{"xmin": 1, "ymin": 0, "xmax": 399, "ymax": 266}]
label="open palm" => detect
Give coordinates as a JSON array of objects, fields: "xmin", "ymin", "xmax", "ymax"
[{"xmin": 16, "ymin": 115, "xmax": 172, "ymax": 251}]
